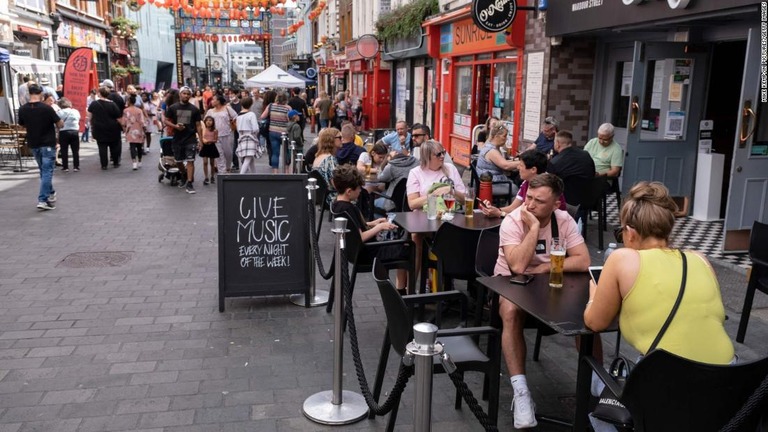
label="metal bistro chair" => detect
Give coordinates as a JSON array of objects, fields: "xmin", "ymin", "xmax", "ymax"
[
  {"xmin": 0, "ymin": 125, "xmax": 26, "ymax": 171},
  {"xmin": 372, "ymin": 177, "xmax": 410, "ymax": 214},
  {"xmin": 370, "ymin": 258, "xmax": 500, "ymax": 432},
  {"xmin": 737, "ymin": 220, "xmax": 768, "ymax": 343},
  {"xmin": 308, "ymin": 170, "xmax": 333, "ymax": 238},
  {"xmin": 584, "ymin": 350, "xmax": 768, "ymax": 432},
  {"xmin": 574, "ymin": 176, "xmax": 610, "ymax": 250},
  {"xmin": 474, "ymin": 229, "xmax": 555, "ymax": 361}
]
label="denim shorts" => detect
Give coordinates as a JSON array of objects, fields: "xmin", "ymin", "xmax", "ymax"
[{"xmin": 173, "ymin": 141, "xmax": 197, "ymax": 163}]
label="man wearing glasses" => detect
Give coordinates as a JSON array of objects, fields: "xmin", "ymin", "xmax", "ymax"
[
  {"xmin": 378, "ymin": 120, "xmax": 412, "ymax": 154},
  {"xmin": 529, "ymin": 116, "xmax": 559, "ymax": 155},
  {"xmin": 410, "ymin": 124, "xmax": 454, "ymax": 164}
]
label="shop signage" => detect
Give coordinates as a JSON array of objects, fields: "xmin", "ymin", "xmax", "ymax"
[
  {"xmin": 63, "ymin": 48, "xmax": 93, "ymax": 134},
  {"xmin": 471, "ymin": 0, "xmax": 518, "ymax": 33},
  {"xmin": 175, "ymin": 9, "xmax": 265, "ymax": 35},
  {"xmin": 58, "ymin": 19, "xmax": 107, "ymax": 52},
  {"xmin": 622, "ymin": 0, "xmax": 691, "ymax": 9},
  {"xmin": 306, "ymin": 68, "xmax": 317, "ymax": 79},
  {"xmin": 356, "ymin": 34, "xmax": 380, "ymax": 59},
  {"xmin": 440, "ymin": 17, "xmax": 507, "ymax": 55}
]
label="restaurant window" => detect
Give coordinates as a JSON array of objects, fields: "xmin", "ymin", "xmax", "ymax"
[
  {"xmin": 452, "ymin": 65, "xmax": 472, "ymax": 139},
  {"xmin": 493, "ymin": 62, "xmax": 516, "ymax": 123},
  {"xmin": 611, "ymin": 61, "xmax": 631, "ymax": 128},
  {"xmin": 477, "ymin": 53, "xmax": 492, "ymax": 60},
  {"xmin": 640, "ymin": 58, "xmax": 693, "ymax": 140}
]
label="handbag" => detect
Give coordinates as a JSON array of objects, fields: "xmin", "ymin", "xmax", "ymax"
[
  {"xmin": 327, "ymin": 102, "xmax": 336, "ymax": 120},
  {"xmin": 258, "ymin": 104, "xmax": 271, "ymax": 139},
  {"xmin": 592, "ymin": 251, "xmax": 689, "ymax": 428}
]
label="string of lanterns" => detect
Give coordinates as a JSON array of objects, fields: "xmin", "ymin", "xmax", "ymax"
[
  {"xmin": 135, "ymin": 0, "xmax": 290, "ymax": 18},
  {"xmin": 281, "ymin": 1, "xmax": 325, "ymax": 36}
]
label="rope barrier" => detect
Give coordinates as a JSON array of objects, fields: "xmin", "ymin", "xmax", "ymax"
[
  {"xmin": 719, "ymin": 371, "xmax": 768, "ymax": 432},
  {"xmin": 308, "ymin": 199, "xmax": 333, "ymax": 280},
  {"xmin": 446, "ymin": 370, "xmax": 499, "ymax": 432}
]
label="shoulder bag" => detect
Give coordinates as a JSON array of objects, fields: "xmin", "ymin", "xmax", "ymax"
[
  {"xmin": 591, "ymin": 251, "xmax": 689, "ymax": 428},
  {"xmin": 258, "ymin": 104, "xmax": 271, "ymax": 140}
]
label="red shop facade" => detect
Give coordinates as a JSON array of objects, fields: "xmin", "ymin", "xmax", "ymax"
[
  {"xmin": 423, "ymin": 6, "xmax": 525, "ymax": 167},
  {"xmin": 345, "ymin": 39, "xmax": 391, "ymax": 130}
]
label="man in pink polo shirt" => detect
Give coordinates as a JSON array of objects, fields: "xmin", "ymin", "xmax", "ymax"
[{"xmin": 493, "ymin": 173, "xmax": 591, "ymax": 428}]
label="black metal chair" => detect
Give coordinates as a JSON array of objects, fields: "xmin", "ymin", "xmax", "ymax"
[
  {"xmin": 737, "ymin": 220, "xmax": 768, "ymax": 343},
  {"xmin": 574, "ymin": 176, "xmax": 610, "ymax": 250},
  {"xmin": 370, "ymin": 258, "xmax": 500, "ymax": 431},
  {"xmin": 372, "ymin": 177, "xmax": 410, "ymax": 213},
  {"xmin": 584, "ymin": 350, "xmax": 768, "ymax": 431},
  {"xmin": 324, "ymin": 208, "xmax": 415, "ymax": 315},
  {"xmin": 308, "ymin": 170, "xmax": 332, "ymax": 238},
  {"xmin": 474, "ymin": 229, "xmax": 555, "ymax": 361}
]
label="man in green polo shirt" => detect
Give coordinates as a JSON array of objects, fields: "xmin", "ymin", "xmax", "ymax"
[{"xmin": 584, "ymin": 122, "xmax": 624, "ymax": 178}]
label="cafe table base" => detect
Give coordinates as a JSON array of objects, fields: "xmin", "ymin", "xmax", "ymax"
[
  {"xmin": 302, "ymin": 390, "xmax": 369, "ymax": 425},
  {"xmin": 289, "ymin": 290, "xmax": 330, "ymax": 307}
]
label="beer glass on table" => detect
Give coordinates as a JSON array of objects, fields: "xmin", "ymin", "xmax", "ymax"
[
  {"xmin": 464, "ymin": 188, "xmax": 475, "ymax": 217},
  {"xmin": 364, "ymin": 160, "xmax": 372, "ymax": 178},
  {"xmin": 549, "ymin": 237, "xmax": 566, "ymax": 288}
]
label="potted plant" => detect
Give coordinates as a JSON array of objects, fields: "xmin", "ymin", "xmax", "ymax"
[
  {"xmin": 110, "ymin": 65, "xmax": 128, "ymax": 79},
  {"xmin": 126, "ymin": 65, "xmax": 142, "ymax": 76},
  {"xmin": 110, "ymin": 16, "xmax": 140, "ymax": 39}
]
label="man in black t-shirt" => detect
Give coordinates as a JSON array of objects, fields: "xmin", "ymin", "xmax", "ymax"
[
  {"xmin": 100, "ymin": 79, "xmax": 125, "ymax": 115},
  {"xmin": 288, "ymin": 87, "xmax": 308, "ymax": 131},
  {"xmin": 164, "ymin": 86, "xmax": 203, "ymax": 194},
  {"xmin": 546, "ymin": 130, "xmax": 596, "ymax": 208},
  {"xmin": 18, "ymin": 84, "xmax": 63, "ymax": 210}
]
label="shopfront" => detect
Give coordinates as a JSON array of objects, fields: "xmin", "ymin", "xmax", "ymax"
[
  {"xmin": 424, "ymin": 6, "xmax": 525, "ymax": 167},
  {"xmin": 345, "ymin": 37, "xmax": 391, "ymax": 129},
  {"xmin": 382, "ymin": 33, "xmax": 434, "ymax": 131},
  {"xmin": 56, "ymin": 11, "xmax": 109, "ymax": 86},
  {"xmin": 547, "ymin": 0, "xmax": 765, "ymax": 250}
]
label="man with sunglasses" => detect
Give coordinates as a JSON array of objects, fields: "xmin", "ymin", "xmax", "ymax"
[{"xmin": 410, "ymin": 124, "xmax": 454, "ymax": 164}]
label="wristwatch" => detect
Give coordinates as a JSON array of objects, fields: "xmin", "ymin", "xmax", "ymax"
[{"xmin": 500, "ymin": 211, "xmax": 507, "ymax": 218}]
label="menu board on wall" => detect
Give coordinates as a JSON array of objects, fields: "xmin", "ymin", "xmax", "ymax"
[
  {"xmin": 413, "ymin": 66, "xmax": 425, "ymax": 126},
  {"xmin": 523, "ymin": 52, "xmax": 544, "ymax": 142},
  {"xmin": 395, "ymin": 67, "xmax": 407, "ymax": 122}
]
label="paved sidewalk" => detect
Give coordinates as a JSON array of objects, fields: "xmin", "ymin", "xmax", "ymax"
[{"xmin": 0, "ymin": 134, "xmax": 766, "ymax": 431}]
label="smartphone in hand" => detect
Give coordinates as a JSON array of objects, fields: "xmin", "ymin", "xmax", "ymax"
[
  {"xmin": 509, "ymin": 274, "xmax": 534, "ymax": 285},
  {"xmin": 588, "ymin": 266, "xmax": 603, "ymax": 284}
]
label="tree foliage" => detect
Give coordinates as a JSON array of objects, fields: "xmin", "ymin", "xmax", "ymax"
[{"xmin": 375, "ymin": 0, "xmax": 438, "ymax": 42}]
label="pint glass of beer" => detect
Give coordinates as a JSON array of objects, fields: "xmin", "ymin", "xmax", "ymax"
[
  {"xmin": 464, "ymin": 188, "xmax": 475, "ymax": 217},
  {"xmin": 549, "ymin": 237, "xmax": 566, "ymax": 288}
]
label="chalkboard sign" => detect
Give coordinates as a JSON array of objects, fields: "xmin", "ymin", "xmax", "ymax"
[{"xmin": 217, "ymin": 174, "xmax": 310, "ymax": 311}]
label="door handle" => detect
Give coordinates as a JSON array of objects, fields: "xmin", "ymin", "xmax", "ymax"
[
  {"xmin": 740, "ymin": 100, "xmax": 756, "ymax": 144},
  {"xmin": 629, "ymin": 96, "xmax": 640, "ymax": 132}
]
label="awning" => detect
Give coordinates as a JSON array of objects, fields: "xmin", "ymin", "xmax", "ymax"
[{"xmin": 8, "ymin": 54, "xmax": 65, "ymax": 74}]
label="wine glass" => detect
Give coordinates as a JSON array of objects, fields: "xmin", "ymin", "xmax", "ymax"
[{"xmin": 443, "ymin": 193, "xmax": 456, "ymax": 216}]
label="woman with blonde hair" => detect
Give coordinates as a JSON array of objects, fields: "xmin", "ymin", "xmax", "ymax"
[
  {"xmin": 585, "ymin": 181, "xmax": 733, "ymax": 363},
  {"xmin": 312, "ymin": 127, "xmax": 342, "ymax": 204},
  {"xmin": 406, "ymin": 139, "xmax": 466, "ymax": 210}
]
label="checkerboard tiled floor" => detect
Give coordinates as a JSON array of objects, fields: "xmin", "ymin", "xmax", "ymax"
[{"xmin": 604, "ymin": 196, "xmax": 751, "ymax": 270}]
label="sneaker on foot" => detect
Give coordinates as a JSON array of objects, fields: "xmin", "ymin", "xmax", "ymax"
[
  {"xmin": 211, "ymin": 176, "xmax": 216, "ymax": 184},
  {"xmin": 132, "ymin": 162, "xmax": 138, "ymax": 170},
  {"xmin": 37, "ymin": 201, "xmax": 55, "ymax": 210},
  {"xmin": 138, "ymin": 161, "xmax": 142, "ymax": 168},
  {"xmin": 512, "ymin": 390, "xmax": 537, "ymax": 429},
  {"xmin": 177, "ymin": 180, "xmax": 187, "ymax": 188},
  {"xmin": 185, "ymin": 183, "xmax": 196, "ymax": 194},
  {"xmin": 73, "ymin": 168, "xmax": 80, "ymax": 172},
  {"xmin": 203, "ymin": 178, "xmax": 210, "ymax": 185},
  {"xmin": 48, "ymin": 192, "xmax": 57, "ymax": 203},
  {"xmin": 62, "ymin": 168, "xmax": 69, "ymax": 172}
]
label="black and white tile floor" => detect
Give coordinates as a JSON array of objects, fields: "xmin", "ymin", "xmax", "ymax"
[{"xmin": 604, "ymin": 196, "xmax": 751, "ymax": 270}]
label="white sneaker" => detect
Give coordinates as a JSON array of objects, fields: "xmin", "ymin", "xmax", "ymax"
[
  {"xmin": 512, "ymin": 390, "xmax": 537, "ymax": 429},
  {"xmin": 138, "ymin": 161, "xmax": 142, "ymax": 168},
  {"xmin": 132, "ymin": 162, "xmax": 138, "ymax": 170}
]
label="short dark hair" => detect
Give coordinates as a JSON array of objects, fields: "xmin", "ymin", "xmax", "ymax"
[
  {"xmin": 332, "ymin": 164, "xmax": 364, "ymax": 194},
  {"xmin": 412, "ymin": 123, "xmax": 431, "ymax": 137},
  {"xmin": 241, "ymin": 96, "xmax": 253, "ymax": 110},
  {"xmin": 556, "ymin": 130, "xmax": 573, "ymax": 146},
  {"xmin": 528, "ymin": 173, "xmax": 564, "ymax": 198},
  {"xmin": 28, "ymin": 84, "xmax": 42, "ymax": 95},
  {"xmin": 519, "ymin": 149, "xmax": 548, "ymax": 174}
]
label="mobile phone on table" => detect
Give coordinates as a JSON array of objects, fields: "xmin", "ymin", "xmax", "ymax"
[
  {"xmin": 509, "ymin": 274, "xmax": 534, "ymax": 285},
  {"xmin": 588, "ymin": 266, "xmax": 603, "ymax": 284}
]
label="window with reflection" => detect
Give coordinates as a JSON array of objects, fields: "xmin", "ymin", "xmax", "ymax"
[
  {"xmin": 611, "ymin": 61, "xmax": 631, "ymax": 128},
  {"xmin": 493, "ymin": 62, "xmax": 516, "ymax": 122},
  {"xmin": 455, "ymin": 66, "xmax": 472, "ymax": 116},
  {"xmin": 641, "ymin": 58, "xmax": 693, "ymax": 140}
]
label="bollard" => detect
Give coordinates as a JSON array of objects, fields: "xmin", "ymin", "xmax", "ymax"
[
  {"xmin": 302, "ymin": 217, "xmax": 369, "ymax": 425},
  {"xmin": 295, "ymin": 152, "xmax": 305, "ymax": 174},
  {"xmin": 404, "ymin": 322, "xmax": 444, "ymax": 432},
  {"xmin": 289, "ymin": 140, "xmax": 297, "ymax": 174},
  {"xmin": 290, "ymin": 178, "xmax": 329, "ymax": 307},
  {"xmin": 278, "ymin": 132, "xmax": 288, "ymax": 171}
]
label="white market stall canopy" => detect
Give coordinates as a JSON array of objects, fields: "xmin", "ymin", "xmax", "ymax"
[
  {"xmin": 246, "ymin": 64, "xmax": 305, "ymax": 89},
  {"xmin": 8, "ymin": 54, "xmax": 65, "ymax": 75}
]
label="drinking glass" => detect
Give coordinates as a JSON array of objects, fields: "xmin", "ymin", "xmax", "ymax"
[
  {"xmin": 364, "ymin": 160, "xmax": 372, "ymax": 178},
  {"xmin": 549, "ymin": 237, "xmax": 566, "ymax": 288},
  {"xmin": 443, "ymin": 193, "xmax": 456, "ymax": 214},
  {"xmin": 464, "ymin": 188, "xmax": 475, "ymax": 217},
  {"xmin": 427, "ymin": 195, "xmax": 437, "ymax": 220}
]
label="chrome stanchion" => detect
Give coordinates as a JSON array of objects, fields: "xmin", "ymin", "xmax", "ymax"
[
  {"xmin": 290, "ymin": 178, "xmax": 328, "ymax": 307},
  {"xmin": 302, "ymin": 218, "xmax": 369, "ymax": 425},
  {"xmin": 289, "ymin": 140, "xmax": 297, "ymax": 174},
  {"xmin": 278, "ymin": 132, "xmax": 287, "ymax": 172},
  {"xmin": 404, "ymin": 323, "xmax": 444, "ymax": 432},
  {"xmin": 295, "ymin": 152, "xmax": 305, "ymax": 174}
]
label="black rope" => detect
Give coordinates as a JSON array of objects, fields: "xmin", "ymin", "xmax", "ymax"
[
  {"xmin": 447, "ymin": 370, "xmax": 499, "ymax": 432},
  {"xmin": 719, "ymin": 371, "xmax": 768, "ymax": 432},
  {"xmin": 340, "ymin": 248, "xmax": 413, "ymax": 416},
  {"xmin": 308, "ymin": 198, "xmax": 333, "ymax": 280}
]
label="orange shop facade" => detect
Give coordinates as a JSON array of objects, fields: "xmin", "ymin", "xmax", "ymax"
[{"xmin": 423, "ymin": 7, "xmax": 525, "ymax": 167}]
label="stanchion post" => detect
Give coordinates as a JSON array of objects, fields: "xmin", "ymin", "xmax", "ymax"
[
  {"xmin": 405, "ymin": 323, "xmax": 444, "ymax": 432},
  {"xmin": 295, "ymin": 152, "xmax": 304, "ymax": 174},
  {"xmin": 302, "ymin": 218, "xmax": 369, "ymax": 424},
  {"xmin": 289, "ymin": 140, "xmax": 297, "ymax": 174},
  {"xmin": 290, "ymin": 178, "xmax": 328, "ymax": 307},
  {"xmin": 279, "ymin": 132, "xmax": 287, "ymax": 172}
]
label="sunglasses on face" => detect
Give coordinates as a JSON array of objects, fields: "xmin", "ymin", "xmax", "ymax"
[
  {"xmin": 335, "ymin": 135, "xmax": 343, "ymax": 140},
  {"xmin": 433, "ymin": 150, "xmax": 446, "ymax": 158},
  {"xmin": 412, "ymin": 133, "xmax": 426, "ymax": 138}
]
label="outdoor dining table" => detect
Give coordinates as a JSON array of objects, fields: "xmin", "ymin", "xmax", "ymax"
[
  {"xmin": 477, "ymin": 272, "xmax": 618, "ymax": 431},
  {"xmin": 390, "ymin": 211, "xmax": 502, "ymax": 293}
]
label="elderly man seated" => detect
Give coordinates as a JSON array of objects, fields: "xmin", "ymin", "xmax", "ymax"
[
  {"xmin": 378, "ymin": 120, "xmax": 412, "ymax": 154},
  {"xmin": 494, "ymin": 173, "xmax": 593, "ymax": 428},
  {"xmin": 584, "ymin": 123, "xmax": 624, "ymax": 179}
]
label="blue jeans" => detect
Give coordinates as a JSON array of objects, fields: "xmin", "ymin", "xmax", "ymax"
[
  {"xmin": 32, "ymin": 146, "xmax": 56, "ymax": 203},
  {"xmin": 319, "ymin": 119, "xmax": 329, "ymax": 128},
  {"xmin": 268, "ymin": 131, "xmax": 282, "ymax": 168}
]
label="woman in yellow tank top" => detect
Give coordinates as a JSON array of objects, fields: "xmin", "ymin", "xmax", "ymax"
[{"xmin": 584, "ymin": 181, "xmax": 734, "ymax": 365}]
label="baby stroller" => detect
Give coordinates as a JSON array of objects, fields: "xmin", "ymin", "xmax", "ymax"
[{"xmin": 157, "ymin": 137, "xmax": 183, "ymax": 186}]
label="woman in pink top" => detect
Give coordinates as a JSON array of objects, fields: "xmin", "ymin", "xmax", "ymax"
[
  {"xmin": 122, "ymin": 94, "xmax": 146, "ymax": 170},
  {"xmin": 406, "ymin": 139, "xmax": 466, "ymax": 210}
]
